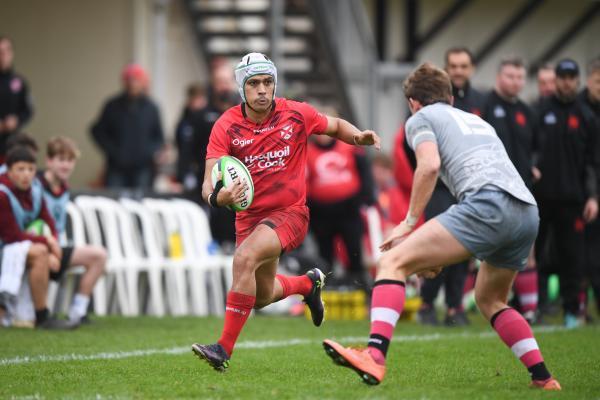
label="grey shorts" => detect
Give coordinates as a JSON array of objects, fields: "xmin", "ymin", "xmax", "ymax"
[{"xmin": 436, "ymin": 189, "xmax": 539, "ymax": 271}]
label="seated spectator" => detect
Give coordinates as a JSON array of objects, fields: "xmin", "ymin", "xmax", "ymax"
[
  {"xmin": 0, "ymin": 132, "xmax": 38, "ymax": 174},
  {"xmin": 39, "ymin": 137, "xmax": 107, "ymax": 324},
  {"xmin": 91, "ymin": 64, "xmax": 165, "ymax": 189},
  {"xmin": 0, "ymin": 146, "xmax": 75, "ymax": 329}
]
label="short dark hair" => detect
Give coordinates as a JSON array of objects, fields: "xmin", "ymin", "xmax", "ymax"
[
  {"xmin": 186, "ymin": 82, "xmax": 205, "ymax": 99},
  {"xmin": 403, "ymin": 63, "xmax": 453, "ymax": 106},
  {"xmin": 6, "ymin": 146, "xmax": 36, "ymax": 167},
  {"xmin": 587, "ymin": 57, "xmax": 600, "ymax": 76},
  {"xmin": 444, "ymin": 47, "xmax": 475, "ymax": 66},
  {"xmin": 0, "ymin": 36, "xmax": 12, "ymax": 45},
  {"xmin": 6, "ymin": 132, "xmax": 38, "ymax": 154},
  {"xmin": 498, "ymin": 56, "xmax": 525, "ymax": 73},
  {"xmin": 537, "ymin": 62, "xmax": 554, "ymax": 73},
  {"xmin": 47, "ymin": 136, "xmax": 80, "ymax": 159}
]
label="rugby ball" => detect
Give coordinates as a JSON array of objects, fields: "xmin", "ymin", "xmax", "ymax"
[
  {"xmin": 26, "ymin": 219, "xmax": 52, "ymax": 236},
  {"xmin": 211, "ymin": 156, "xmax": 254, "ymax": 211}
]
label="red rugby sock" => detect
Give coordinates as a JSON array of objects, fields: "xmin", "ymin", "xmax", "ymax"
[
  {"xmin": 276, "ymin": 274, "xmax": 312, "ymax": 298},
  {"xmin": 218, "ymin": 291, "xmax": 255, "ymax": 356}
]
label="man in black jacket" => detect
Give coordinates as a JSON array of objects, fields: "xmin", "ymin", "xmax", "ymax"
[
  {"xmin": 91, "ymin": 64, "xmax": 164, "ymax": 189},
  {"xmin": 534, "ymin": 58, "xmax": 600, "ymax": 328},
  {"xmin": 483, "ymin": 57, "xmax": 535, "ymax": 188},
  {"xmin": 578, "ymin": 57, "xmax": 600, "ymax": 317},
  {"xmin": 0, "ymin": 36, "xmax": 33, "ymax": 164},
  {"xmin": 175, "ymin": 83, "xmax": 206, "ymax": 192},
  {"xmin": 445, "ymin": 47, "xmax": 486, "ymax": 116},
  {"xmin": 482, "ymin": 57, "xmax": 539, "ymax": 322}
]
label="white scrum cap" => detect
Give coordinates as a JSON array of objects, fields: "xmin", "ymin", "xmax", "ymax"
[{"xmin": 234, "ymin": 52, "xmax": 277, "ymax": 102}]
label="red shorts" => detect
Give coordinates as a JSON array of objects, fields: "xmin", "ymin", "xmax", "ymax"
[{"xmin": 236, "ymin": 205, "xmax": 309, "ymax": 253}]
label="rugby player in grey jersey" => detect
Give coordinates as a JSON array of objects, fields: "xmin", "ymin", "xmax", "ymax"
[{"xmin": 322, "ymin": 63, "xmax": 560, "ymax": 390}]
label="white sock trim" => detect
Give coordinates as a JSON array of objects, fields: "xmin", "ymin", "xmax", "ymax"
[
  {"xmin": 371, "ymin": 307, "xmax": 400, "ymax": 325},
  {"xmin": 511, "ymin": 338, "xmax": 539, "ymax": 358}
]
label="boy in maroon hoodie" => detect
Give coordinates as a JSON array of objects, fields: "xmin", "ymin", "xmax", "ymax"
[{"xmin": 0, "ymin": 146, "xmax": 76, "ymax": 329}]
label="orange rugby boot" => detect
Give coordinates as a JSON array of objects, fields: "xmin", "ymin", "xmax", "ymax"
[{"xmin": 323, "ymin": 339, "xmax": 386, "ymax": 385}]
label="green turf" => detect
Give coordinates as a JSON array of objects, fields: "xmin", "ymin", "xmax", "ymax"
[{"xmin": 0, "ymin": 313, "xmax": 598, "ymax": 399}]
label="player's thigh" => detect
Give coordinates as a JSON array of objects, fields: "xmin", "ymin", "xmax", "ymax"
[
  {"xmin": 233, "ymin": 223, "xmax": 282, "ymax": 275},
  {"xmin": 474, "ymin": 261, "xmax": 517, "ymax": 320},
  {"xmin": 378, "ymin": 218, "xmax": 471, "ymax": 279},
  {"xmin": 70, "ymin": 245, "xmax": 105, "ymax": 269},
  {"xmin": 254, "ymin": 257, "xmax": 279, "ymax": 304}
]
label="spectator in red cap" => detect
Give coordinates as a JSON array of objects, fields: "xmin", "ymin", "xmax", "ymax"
[{"xmin": 90, "ymin": 63, "xmax": 164, "ymax": 189}]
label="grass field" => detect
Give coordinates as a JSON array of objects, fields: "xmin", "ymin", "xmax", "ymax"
[{"xmin": 1, "ymin": 313, "xmax": 599, "ymax": 399}]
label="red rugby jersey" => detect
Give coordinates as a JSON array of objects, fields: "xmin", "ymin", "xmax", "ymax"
[
  {"xmin": 206, "ymin": 98, "xmax": 328, "ymax": 220},
  {"xmin": 306, "ymin": 141, "xmax": 361, "ymax": 204}
]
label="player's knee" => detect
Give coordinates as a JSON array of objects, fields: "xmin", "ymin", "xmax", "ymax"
[
  {"xmin": 28, "ymin": 243, "xmax": 49, "ymax": 260},
  {"xmin": 232, "ymin": 250, "xmax": 259, "ymax": 273},
  {"xmin": 378, "ymin": 252, "xmax": 405, "ymax": 274},
  {"xmin": 378, "ymin": 253, "xmax": 393, "ymax": 272}
]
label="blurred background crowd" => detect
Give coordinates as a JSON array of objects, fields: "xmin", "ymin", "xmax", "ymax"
[{"xmin": 1, "ymin": 0, "xmax": 599, "ymax": 328}]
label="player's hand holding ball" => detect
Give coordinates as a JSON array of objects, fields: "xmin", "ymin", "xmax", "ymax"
[
  {"xmin": 214, "ymin": 173, "xmax": 248, "ymax": 207},
  {"xmin": 210, "ymin": 156, "xmax": 254, "ymax": 211},
  {"xmin": 353, "ymin": 130, "xmax": 381, "ymax": 150}
]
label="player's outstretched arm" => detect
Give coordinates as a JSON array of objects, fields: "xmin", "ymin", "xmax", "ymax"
[{"xmin": 323, "ymin": 116, "xmax": 381, "ymax": 150}]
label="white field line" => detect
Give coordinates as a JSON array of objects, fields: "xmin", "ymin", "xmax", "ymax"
[{"xmin": 0, "ymin": 325, "xmax": 569, "ymax": 367}]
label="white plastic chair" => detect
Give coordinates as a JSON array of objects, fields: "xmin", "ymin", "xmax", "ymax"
[
  {"xmin": 48, "ymin": 202, "xmax": 88, "ymax": 314},
  {"xmin": 120, "ymin": 198, "xmax": 166, "ymax": 316},
  {"xmin": 172, "ymin": 199, "xmax": 231, "ymax": 316},
  {"xmin": 93, "ymin": 197, "xmax": 148, "ymax": 316},
  {"xmin": 142, "ymin": 198, "xmax": 190, "ymax": 316},
  {"xmin": 74, "ymin": 195, "xmax": 130, "ymax": 316}
]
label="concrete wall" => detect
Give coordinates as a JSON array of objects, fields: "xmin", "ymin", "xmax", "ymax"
[{"xmin": 0, "ymin": 0, "xmax": 206, "ymax": 187}]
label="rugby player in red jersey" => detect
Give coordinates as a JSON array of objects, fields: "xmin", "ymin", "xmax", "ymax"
[{"xmin": 191, "ymin": 53, "xmax": 380, "ymax": 371}]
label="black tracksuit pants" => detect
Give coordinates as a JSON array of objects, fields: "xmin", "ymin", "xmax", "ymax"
[{"xmin": 536, "ymin": 200, "xmax": 585, "ymax": 315}]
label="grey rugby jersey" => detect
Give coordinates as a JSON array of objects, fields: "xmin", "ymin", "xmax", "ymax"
[{"xmin": 405, "ymin": 102, "xmax": 536, "ymax": 205}]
